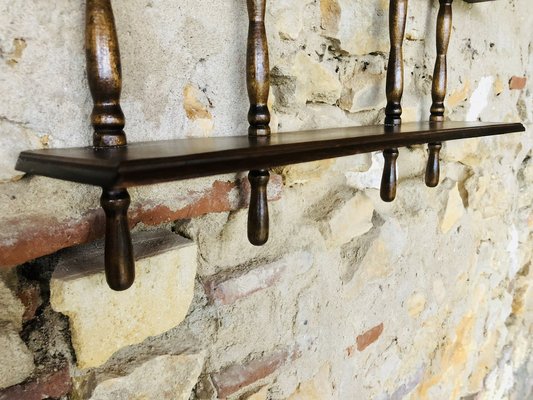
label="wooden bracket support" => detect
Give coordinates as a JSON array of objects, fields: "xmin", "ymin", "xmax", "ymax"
[
  {"xmin": 381, "ymin": 0, "xmax": 408, "ymax": 202},
  {"xmin": 246, "ymin": 0, "xmax": 271, "ymax": 246},
  {"xmin": 87, "ymin": 0, "xmax": 135, "ymax": 290},
  {"xmin": 426, "ymin": 0, "xmax": 453, "ymax": 187}
]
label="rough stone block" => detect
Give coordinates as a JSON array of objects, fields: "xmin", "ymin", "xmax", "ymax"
[
  {"xmin": 441, "ymin": 183, "xmax": 465, "ymax": 234},
  {"xmin": 287, "ymin": 364, "xmax": 333, "ymax": 399},
  {"xmin": 0, "ymin": 274, "xmax": 25, "ymax": 330},
  {"xmin": 320, "ymin": 0, "xmax": 389, "ymax": 55},
  {"xmin": 89, "ymin": 353, "xmax": 204, "ymax": 400},
  {"xmin": 203, "ymin": 251, "xmax": 313, "ymax": 306},
  {"xmin": 50, "ymin": 230, "xmax": 198, "ymax": 369},
  {"xmin": 327, "ymin": 192, "xmax": 374, "ymax": 246},
  {"xmin": 0, "ymin": 323, "xmax": 35, "ymax": 389},
  {"xmin": 293, "ymin": 52, "xmax": 342, "ymax": 105}
]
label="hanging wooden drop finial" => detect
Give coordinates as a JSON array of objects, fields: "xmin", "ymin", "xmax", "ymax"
[
  {"xmin": 426, "ymin": 0, "xmax": 453, "ymax": 187},
  {"xmin": 381, "ymin": 0, "xmax": 408, "ymax": 202},
  {"xmin": 246, "ymin": 0, "xmax": 271, "ymax": 246},
  {"xmin": 87, "ymin": 0, "xmax": 134, "ymax": 290}
]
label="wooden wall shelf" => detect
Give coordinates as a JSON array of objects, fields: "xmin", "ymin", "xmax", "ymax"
[
  {"xmin": 14, "ymin": 0, "xmax": 527, "ymax": 291},
  {"xmin": 16, "ymin": 122, "xmax": 524, "ymax": 188}
]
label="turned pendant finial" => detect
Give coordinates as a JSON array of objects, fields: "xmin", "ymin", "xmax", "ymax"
[
  {"xmin": 426, "ymin": 0, "xmax": 453, "ymax": 187},
  {"xmin": 101, "ymin": 189, "xmax": 135, "ymax": 291},
  {"xmin": 381, "ymin": 0, "xmax": 408, "ymax": 202},
  {"xmin": 248, "ymin": 170, "xmax": 270, "ymax": 245}
]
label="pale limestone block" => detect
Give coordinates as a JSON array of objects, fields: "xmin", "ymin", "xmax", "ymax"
[
  {"xmin": 327, "ymin": 192, "xmax": 374, "ymax": 247},
  {"xmin": 345, "ymin": 152, "xmax": 384, "ymax": 191},
  {"xmin": 443, "ymin": 138, "xmax": 481, "ymax": 166},
  {"xmin": 50, "ymin": 230, "xmax": 197, "ymax": 369},
  {"xmin": 288, "ymin": 364, "xmax": 333, "ymax": 400},
  {"xmin": 467, "ymin": 76, "xmax": 495, "ymax": 121},
  {"xmin": 0, "ymin": 323, "xmax": 35, "ymax": 389},
  {"xmin": 440, "ymin": 183, "xmax": 465, "ymax": 234},
  {"xmin": 281, "ymin": 160, "xmax": 335, "ymax": 186},
  {"xmin": 323, "ymin": 0, "xmax": 389, "ymax": 55},
  {"xmin": 292, "ymin": 52, "xmax": 342, "ymax": 105},
  {"xmin": 320, "ymin": 0, "xmax": 341, "ymax": 34},
  {"xmin": 272, "ymin": 3, "xmax": 304, "ymax": 41},
  {"xmin": 245, "ymin": 386, "xmax": 270, "ymax": 400},
  {"xmin": 339, "ymin": 74, "xmax": 386, "ymax": 113},
  {"xmin": 182, "ymin": 84, "xmax": 214, "ymax": 138},
  {"xmin": 407, "ymin": 292, "xmax": 427, "ymax": 318},
  {"xmin": 0, "ymin": 273, "xmax": 25, "ymax": 331},
  {"xmin": 89, "ymin": 353, "xmax": 204, "ymax": 400}
]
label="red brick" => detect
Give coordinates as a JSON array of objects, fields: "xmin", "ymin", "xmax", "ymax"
[
  {"xmin": 203, "ymin": 251, "xmax": 313, "ymax": 306},
  {"xmin": 509, "ymin": 76, "xmax": 527, "ymax": 90},
  {"xmin": 17, "ymin": 281, "xmax": 42, "ymax": 322},
  {"xmin": 211, "ymin": 349, "xmax": 295, "ymax": 398},
  {"xmin": 204, "ymin": 268, "xmax": 284, "ymax": 307},
  {"xmin": 0, "ymin": 176, "xmax": 282, "ymax": 268},
  {"xmin": 356, "ymin": 323, "xmax": 384, "ymax": 352},
  {"xmin": 0, "ymin": 365, "xmax": 71, "ymax": 400}
]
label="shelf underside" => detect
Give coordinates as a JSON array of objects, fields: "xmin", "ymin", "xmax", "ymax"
[{"xmin": 16, "ymin": 121, "xmax": 525, "ymax": 188}]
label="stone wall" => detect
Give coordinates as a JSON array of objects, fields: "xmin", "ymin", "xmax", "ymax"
[{"xmin": 0, "ymin": 0, "xmax": 531, "ymax": 399}]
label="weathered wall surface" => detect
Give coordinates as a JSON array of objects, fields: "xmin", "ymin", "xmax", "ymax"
[{"xmin": 0, "ymin": 0, "xmax": 531, "ymax": 399}]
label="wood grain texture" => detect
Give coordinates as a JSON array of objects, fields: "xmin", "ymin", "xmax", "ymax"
[
  {"xmin": 248, "ymin": 170, "xmax": 270, "ymax": 245},
  {"xmin": 247, "ymin": 0, "xmax": 271, "ymax": 246},
  {"xmin": 381, "ymin": 148, "xmax": 399, "ymax": 202},
  {"xmin": 16, "ymin": 122, "xmax": 524, "ymax": 187},
  {"xmin": 246, "ymin": 0, "xmax": 270, "ymax": 137},
  {"xmin": 385, "ymin": 0, "xmax": 408, "ymax": 126},
  {"xmin": 87, "ymin": 0, "xmax": 134, "ymax": 290},
  {"xmin": 426, "ymin": 0, "xmax": 453, "ymax": 187},
  {"xmin": 86, "ymin": 0, "xmax": 126, "ymax": 148},
  {"xmin": 101, "ymin": 188, "xmax": 135, "ymax": 291},
  {"xmin": 382, "ymin": 0, "xmax": 408, "ymax": 202}
]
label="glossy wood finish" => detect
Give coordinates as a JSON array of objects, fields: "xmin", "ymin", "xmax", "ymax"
[
  {"xmin": 246, "ymin": 0, "xmax": 271, "ymax": 246},
  {"xmin": 384, "ymin": 0, "xmax": 408, "ymax": 126},
  {"xmin": 86, "ymin": 0, "xmax": 126, "ymax": 148},
  {"xmin": 101, "ymin": 188, "xmax": 135, "ymax": 290},
  {"xmin": 248, "ymin": 170, "xmax": 269, "ymax": 245},
  {"xmin": 426, "ymin": 0, "xmax": 453, "ymax": 187},
  {"xmin": 246, "ymin": 0, "xmax": 270, "ymax": 137},
  {"xmin": 86, "ymin": 0, "xmax": 134, "ymax": 290},
  {"xmin": 16, "ymin": 122, "xmax": 525, "ymax": 187},
  {"xmin": 382, "ymin": 0, "xmax": 408, "ymax": 202}
]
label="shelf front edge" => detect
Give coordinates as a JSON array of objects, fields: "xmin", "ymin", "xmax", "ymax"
[{"xmin": 15, "ymin": 122, "xmax": 526, "ymax": 188}]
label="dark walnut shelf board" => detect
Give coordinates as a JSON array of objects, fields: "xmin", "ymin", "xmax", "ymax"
[{"xmin": 16, "ymin": 121, "xmax": 525, "ymax": 188}]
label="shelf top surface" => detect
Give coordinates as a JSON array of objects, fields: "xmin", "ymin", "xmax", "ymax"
[{"xmin": 16, "ymin": 121, "xmax": 525, "ymax": 187}]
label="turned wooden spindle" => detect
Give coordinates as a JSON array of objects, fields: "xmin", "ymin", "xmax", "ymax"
[
  {"xmin": 87, "ymin": 0, "xmax": 134, "ymax": 290},
  {"xmin": 381, "ymin": 0, "xmax": 408, "ymax": 202},
  {"xmin": 247, "ymin": 0, "xmax": 271, "ymax": 246},
  {"xmin": 426, "ymin": 0, "xmax": 453, "ymax": 187},
  {"xmin": 86, "ymin": 0, "xmax": 126, "ymax": 148}
]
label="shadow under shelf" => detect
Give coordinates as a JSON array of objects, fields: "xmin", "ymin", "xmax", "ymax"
[{"xmin": 16, "ymin": 121, "xmax": 525, "ymax": 188}]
